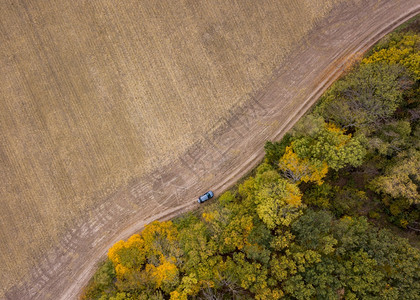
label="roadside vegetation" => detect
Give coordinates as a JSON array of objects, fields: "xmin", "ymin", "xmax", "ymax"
[{"xmin": 82, "ymin": 19, "xmax": 420, "ymax": 300}]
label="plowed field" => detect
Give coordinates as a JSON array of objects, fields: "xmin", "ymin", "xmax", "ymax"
[{"xmin": 0, "ymin": 0, "xmax": 419, "ymax": 299}]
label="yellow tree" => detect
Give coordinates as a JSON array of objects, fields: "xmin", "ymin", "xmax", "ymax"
[
  {"xmin": 108, "ymin": 234, "xmax": 145, "ymax": 279},
  {"xmin": 362, "ymin": 33, "xmax": 420, "ymax": 80},
  {"xmin": 146, "ymin": 255, "xmax": 179, "ymax": 292},
  {"xmin": 278, "ymin": 146, "xmax": 328, "ymax": 185},
  {"xmin": 107, "ymin": 220, "xmax": 182, "ymax": 292}
]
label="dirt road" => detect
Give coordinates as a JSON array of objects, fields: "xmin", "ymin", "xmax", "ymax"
[{"xmin": 3, "ymin": 0, "xmax": 420, "ymax": 299}]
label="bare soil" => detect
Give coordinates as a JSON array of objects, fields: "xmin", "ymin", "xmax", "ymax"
[
  {"xmin": 2, "ymin": 0, "xmax": 420, "ymax": 299},
  {"xmin": 0, "ymin": 0, "xmax": 341, "ymax": 295}
]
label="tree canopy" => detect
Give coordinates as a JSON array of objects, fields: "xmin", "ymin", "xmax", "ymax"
[{"xmin": 83, "ymin": 24, "xmax": 420, "ymax": 300}]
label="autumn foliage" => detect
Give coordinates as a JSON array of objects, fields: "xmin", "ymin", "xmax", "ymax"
[{"xmin": 83, "ymin": 24, "xmax": 420, "ymax": 300}]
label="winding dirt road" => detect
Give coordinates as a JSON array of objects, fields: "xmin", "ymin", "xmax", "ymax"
[{"xmin": 3, "ymin": 1, "xmax": 420, "ymax": 299}]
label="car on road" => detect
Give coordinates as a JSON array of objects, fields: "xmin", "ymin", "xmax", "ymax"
[{"xmin": 198, "ymin": 191, "xmax": 214, "ymax": 203}]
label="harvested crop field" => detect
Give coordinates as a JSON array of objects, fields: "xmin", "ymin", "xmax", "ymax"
[
  {"xmin": 1, "ymin": 0, "xmax": 419, "ymax": 299},
  {"xmin": 0, "ymin": 0, "xmax": 345, "ymax": 295}
]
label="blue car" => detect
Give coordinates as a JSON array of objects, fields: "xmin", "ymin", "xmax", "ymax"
[{"xmin": 198, "ymin": 191, "xmax": 214, "ymax": 203}]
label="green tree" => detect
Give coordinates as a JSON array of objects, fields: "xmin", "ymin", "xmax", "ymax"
[
  {"xmin": 94, "ymin": 260, "xmax": 117, "ymax": 291},
  {"xmin": 332, "ymin": 187, "xmax": 367, "ymax": 217},
  {"xmin": 83, "ymin": 259, "xmax": 117, "ymax": 299},
  {"xmin": 290, "ymin": 114, "xmax": 326, "ymax": 138},
  {"xmin": 109, "ymin": 292, "xmax": 131, "ymax": 300},
  {"xmin": 302, "ymin": 183, "xmax": 336, "ymax": 209},
  {"xmin": 291, "ymin": 122, "xmax": 366, "ymax": 171},
  {"xmin": 316, "ymin": 63, "xmax": 408, "ymax": 130},
  {"xmin": 288, "ymin": 212, "xmax": 420, "ymax": 299},
  {"xmin": 370, "ymin": 149, "xmax": 420, "ymax": 204},
  {"xmin": 264, "ymin": 134, "xmax": 292, "ymax": 167},
  {"xmin": 291, "ymin": 210, "xmax": 337, "ymax": 255},
  {"xmin": 367, "ymin": 120, "xmax": 411, "ymax": 156}
]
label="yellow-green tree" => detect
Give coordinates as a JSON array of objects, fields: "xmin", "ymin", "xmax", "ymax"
[
  {"xmin": 370, "ymin": 150, "xmax": 420, "ymax": 205},
  {"xmin": 254, "ymin": 170, "xmax": 303, "ymax": 229},
  {"xmin": 362, "ymin": 33, "xmax": 420, "ymax": 80},
  {"xmin": 278, "ymin": 146, "xmax": 328, "ymax": 185},
  {"xmin": 292, "ymin": 122, "xmax": 366, "ymax": 171}
]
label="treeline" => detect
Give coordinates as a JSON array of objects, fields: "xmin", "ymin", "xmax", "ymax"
[
  {"xmin": 307, "ymin": 27, "xmax": 420, "ymax": 229},
  {"xmin": 82, "ymin": 22, "xmax": 420, "ymax": 300}
]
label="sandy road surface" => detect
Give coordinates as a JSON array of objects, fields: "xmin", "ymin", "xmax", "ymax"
[{"xmin": 3, "ymin": 0, "xmax": 420, "ymax": 299}]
